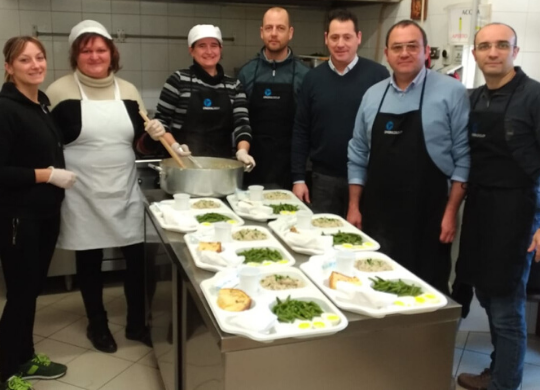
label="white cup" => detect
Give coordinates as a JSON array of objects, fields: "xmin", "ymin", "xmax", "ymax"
[
  {"xmin": 335, "ymin": 250, "xmax": 356, "ymax": 276},
  {"xmin": 248, "ymin": 185, "xmax": 264, "ymax": 201},
  {"xmin": 296, "ymin": 210, "xmax": 312, "ymax": 229},
  {"xmin": 238, "ymin": 267, "xmax": 260, "ymax": 296},
  {"xmin": 173, "ymin": 193, "xmax": 190, "ymax": 210},
  {"xmin": 214, "ymin": 222, "xmax": 232, "ymax": 243}
]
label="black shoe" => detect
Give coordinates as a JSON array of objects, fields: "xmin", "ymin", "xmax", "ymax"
[
  {"xmin": 125, "ymin": 327, "xmax": 153, "ymax": 348},
  {"xmin": 87, "ymin": 324, "xmax": 117, "ymax": 353}
]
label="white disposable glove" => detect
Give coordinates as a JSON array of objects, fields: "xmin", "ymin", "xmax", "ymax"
[
  {"xmin": 144, "ymin": 119, "xmax": 166, "ymax": 141},
  {"xmin": 171, "ymin": 143, "xmax": 192, "ymax": 157},
  {"xmin": 236, "ymin": 149, "xmax": 256, "ymax": 172},
  {"xmin": 47, "ymin": 168, "xmax": 77, "ymax": 189}
]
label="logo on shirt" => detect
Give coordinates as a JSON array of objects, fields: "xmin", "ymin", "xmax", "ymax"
[
  {"xmin": 470, "ymin": 123, "xmax": 486, "ymax": 138},
  {"xmin": 263, "ymin": 87, "xmax": 280, "ymax": 100},
  {"xmin": 384, "ymin": 120, "xmax": 402, "ymax": 135},
  {"xmin": 202, "ymin": 98, "xmax": 220, "ymax": 111}
]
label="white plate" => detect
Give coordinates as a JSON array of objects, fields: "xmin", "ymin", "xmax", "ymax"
[
  {"xmin": 300, "ymin": 251, "xmax": 447, "ymax": 318},
  {"xmin": 268, "ymin": 213, "xmax": 380, "ymax": 255},
  {"xmin": 149, "ymin": 198, "xmax": 244, "ymax": 233},
  {"xmin": 226, "ymin": 189, "xmax": 312, "ymax": 222},
  {"xmin": 185, "ymin": 225, "xmax": 296, "ymax": 272},
  {"xmin": 200, "ymin": 266, "xmax": 348, "ymax": 342}
]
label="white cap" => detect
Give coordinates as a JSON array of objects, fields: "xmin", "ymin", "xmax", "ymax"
[
  {"xmin": 68, "ymin": 20, "xmax": 112, "ymax": 45},
  {"xmin": 187, "ymin": 24, "xmax": 222, "ymax": 47}
]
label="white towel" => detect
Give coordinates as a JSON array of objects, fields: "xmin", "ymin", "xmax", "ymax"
[
  {"xmin": 228, "ymin": 308, "xmax": 277, "ymax": 333},
  {"xmin": 199, "ymin": 248, "xmax": 245, "ymax": 268},
  {"xmin": 336, "ymin": 282, "xmax": 397, "ymax": 309},
  {"xmin": 284, "ymin": 229, "xmax": 324, "ymax": 250},
  {"xmin": 160, "ymin": 205, "xmax": 198, "ymax": 229}
]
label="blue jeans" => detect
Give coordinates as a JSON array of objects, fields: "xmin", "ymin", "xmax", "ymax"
[
  {"xmin": 476, "ymin": 270, "xmax": 529, "ymax": 390},
  {"xmin": 475, "ymin": 186, "xmax": 540, "ymax": 390}
]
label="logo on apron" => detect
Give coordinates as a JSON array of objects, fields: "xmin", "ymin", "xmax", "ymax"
[
  {"xmin": 263, "ymin": 87, "xmax": 280, "ymax": 100},
  {"xmin": 203, "ymin": 98, "xmax": 220, "ymax": 111},
  {"xmin": 470, "ymin": 122, "xmax": 486, "ymax": 138},
  {"xmin": 384, "ymin": 120, "xmax": 402, "ymax": 135}
]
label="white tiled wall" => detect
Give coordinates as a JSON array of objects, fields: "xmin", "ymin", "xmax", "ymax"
[
  {"xmin": 0, "ymin": 0, "xmax": 326, "ymax": 109},
  {"xmin": 354, "ymin": 0, "xmax": 540, "ymax": 84}
]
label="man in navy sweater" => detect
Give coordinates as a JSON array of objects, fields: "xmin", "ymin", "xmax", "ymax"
[{"xmin": 291, "ymin": 8, "xmax": 389, "ymax": 217}]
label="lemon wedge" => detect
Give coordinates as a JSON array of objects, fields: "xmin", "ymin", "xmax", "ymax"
[{"xmin": 297, "ymin": 321, "xmax": 311, "ymax": 330}]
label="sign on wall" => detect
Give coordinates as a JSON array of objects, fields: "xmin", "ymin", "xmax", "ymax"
[{"xmin": 446, "ymin": 2, "xmax": 491, "ymax": 45}]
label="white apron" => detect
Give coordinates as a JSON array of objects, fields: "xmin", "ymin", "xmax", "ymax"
[{"xmin": 56, "ymin": 73, "xmax": 144, "ymax": 250}]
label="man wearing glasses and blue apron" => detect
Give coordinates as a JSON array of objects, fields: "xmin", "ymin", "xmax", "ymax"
[{"xmin": 347, "ymin": 20, "xmax": 470, "ymax": 294}]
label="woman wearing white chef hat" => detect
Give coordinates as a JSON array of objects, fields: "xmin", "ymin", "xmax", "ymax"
[
  {"xmin": 46, "ymin": 20, "xmax": 155, "ymax": 353},
  {"xmin": 148, "ymin": 24, "xmax": 256, "ymax": 169}
]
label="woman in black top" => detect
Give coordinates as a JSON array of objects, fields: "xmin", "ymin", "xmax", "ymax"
[{"xmin": 0, "ymin": 36, "xmax": 76, "ymax": 390}]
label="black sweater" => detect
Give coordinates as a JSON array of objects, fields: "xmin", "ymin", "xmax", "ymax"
[
  {"xmin": 469, "ymin": 67, "xmax": 540, "ymax": 182},
  {"xmin": 291, "ymin": 57, "xmax": 389, "ymax": 180},
  {"xmin": 0, "ymin": 83, "xmax": 65, "ymax": 218}
]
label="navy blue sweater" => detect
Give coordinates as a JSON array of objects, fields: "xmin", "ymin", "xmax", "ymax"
[{"xmin": 291, "ymin": 57, "xmax": 389, "ymax": 180}]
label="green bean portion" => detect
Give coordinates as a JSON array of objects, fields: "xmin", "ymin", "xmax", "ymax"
[
  {"xmin": 369, "ymin": 276, "xmax": 422, "ymax": 297},
  {"xmin": 237, "ymin": 248, "xmax": 283, "ymax": 264},
  {"xmin": 271, "ymin": 296, "xmax": 324, "ymax": 323},
  {"xmin": 268, "ymin": 203, "xmax": 300, "ymax": 214},
  {"xmin": 330, "ymin": 231, "xmax": 363, "ymax": 245},
  {"xmin": 195, "ymin": 213, "xmax": 231, "ymax": 223}
]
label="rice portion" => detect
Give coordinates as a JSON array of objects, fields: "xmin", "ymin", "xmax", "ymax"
[
  {"xmin": 355, "ymin": 258, "xmax": 393, "ymax": 272},
  {"xmin": 260, "ymin": 274, "xmax": 304, "ymax": 290}
]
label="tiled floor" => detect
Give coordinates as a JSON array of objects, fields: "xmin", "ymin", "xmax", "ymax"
[
  {"xmin": 0, "ymin": 278, "xmax": 164, "ymax": 390},
  {"xmin": 1, "ymin": 276, "xmax": 540, "ymax": 390}
]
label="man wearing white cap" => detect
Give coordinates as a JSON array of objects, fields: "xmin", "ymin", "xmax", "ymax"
[
  {"xmin": 46, "ymin": 20, "xmax": 156, "ymax": 354},
  {"xmin": 151, "ymin": 24, "xmax": 255, "ymax": 167}
]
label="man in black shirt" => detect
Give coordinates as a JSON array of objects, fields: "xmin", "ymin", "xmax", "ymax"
[
  {"xmin": 291, "ymin": 8, "xmax": 388, "ymax": 216},
  {"xmin": 456, "ymin": 23, "xmax": 540, "ymax": 390}
]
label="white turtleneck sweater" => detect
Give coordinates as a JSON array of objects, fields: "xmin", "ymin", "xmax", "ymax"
[
  {"xmin": 45, "ymin": 69, "xmax": 156, "ymax": 153},
  {"xmin": 46, "ymin": 69, "xmax": 146, "ymax": 112}
]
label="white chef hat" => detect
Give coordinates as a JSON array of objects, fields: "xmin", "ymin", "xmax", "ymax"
[
  {"xmin": 68, "ymin": 20, "xmax": 112, "ymax": 45},
  {"xmin": 187, "ymin": 24, "xmax": 222, "ymax": 47}
]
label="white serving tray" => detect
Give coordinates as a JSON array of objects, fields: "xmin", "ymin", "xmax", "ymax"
[
  {"xmin": 300, "ymin": 251, "xmax": 448, "ymax": 318},
  {"xmin": 149, "ymin": 198, "xmax": 244, "ymax": 233},
  {"xmin": 226, "ymin": 189, "xmax": 312, "ymax": 222},
  {"xmin": 268, "ymin": 213, "xmax": 380, "ymax": 255},
  {"xmin": 184, "ymin": 225, "xmax": 296, "ymax": 272},
  {"xmin": 200, "ymin": 266, "xmax": 348, "ymax": 342}
]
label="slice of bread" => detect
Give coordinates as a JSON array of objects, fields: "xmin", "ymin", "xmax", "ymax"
[
  {"xmin": 329, "ymin": 271, "xmax": 362, "ymax": 290},
  {"xmin": 198, "ymin": 241, "xmax": 222, "ymax": 252},
  {"xmin": 217, "ymin": 288, "xmax": 252, "ymax": 312}
]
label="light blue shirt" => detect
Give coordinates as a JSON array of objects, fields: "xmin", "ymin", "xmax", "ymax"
[
  {"xmin": 348, "ymin": 68, "xmax": 470, "ymax": 185},
  {"xmin": 328, "ymin": 56, "xmax": 359, "ymax": 76}
]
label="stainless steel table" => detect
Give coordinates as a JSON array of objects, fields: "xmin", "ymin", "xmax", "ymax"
[{"xmin": 143, "ymin": 190, "xmax": 460, "ymax": 390}]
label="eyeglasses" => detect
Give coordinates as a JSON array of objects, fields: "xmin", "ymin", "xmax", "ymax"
[
  {"xmin": 475, "ymin": 41, "xmax": 515, "ymax": 51},
  {"xmin": 389, "ymin": 43, "xmax": 422, "ymax": 54}
]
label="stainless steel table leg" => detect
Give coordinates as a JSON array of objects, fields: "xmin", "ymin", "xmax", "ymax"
[{"xmin": 64, "ymin": 275, "xmax": 73, "ymax": 291}]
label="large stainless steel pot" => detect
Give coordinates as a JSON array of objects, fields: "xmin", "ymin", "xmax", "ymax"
[{"xmin": 149, "ymin": 157, "xmax": 244, "ymax": 197}]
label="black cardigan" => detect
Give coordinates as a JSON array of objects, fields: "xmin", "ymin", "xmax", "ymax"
[{"xmin": 0, "ymin": 82, "xmax": 65, "ymax": 218}]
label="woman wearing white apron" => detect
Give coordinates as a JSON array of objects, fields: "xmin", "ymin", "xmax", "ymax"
[{"xmin": 47, "ymin": 21, "xmax": 161, "ymax": 353}]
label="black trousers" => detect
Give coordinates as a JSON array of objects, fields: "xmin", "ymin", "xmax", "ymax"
[
  {"xmin": 311, "ymin": 172, "xmax": 349, "ymax": 218},
  {"xmin": 75, "ymin": 243, "xmax": 146, "ymax": 333},
  {"xmin": 0, "ymin": 214, "xmax": 60, "ymax": 382}
]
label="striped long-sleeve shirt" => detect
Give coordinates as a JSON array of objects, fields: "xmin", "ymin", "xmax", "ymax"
[{"xmin": 155, "ymin": 62, "xmax": 252, "ymax": 147}]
